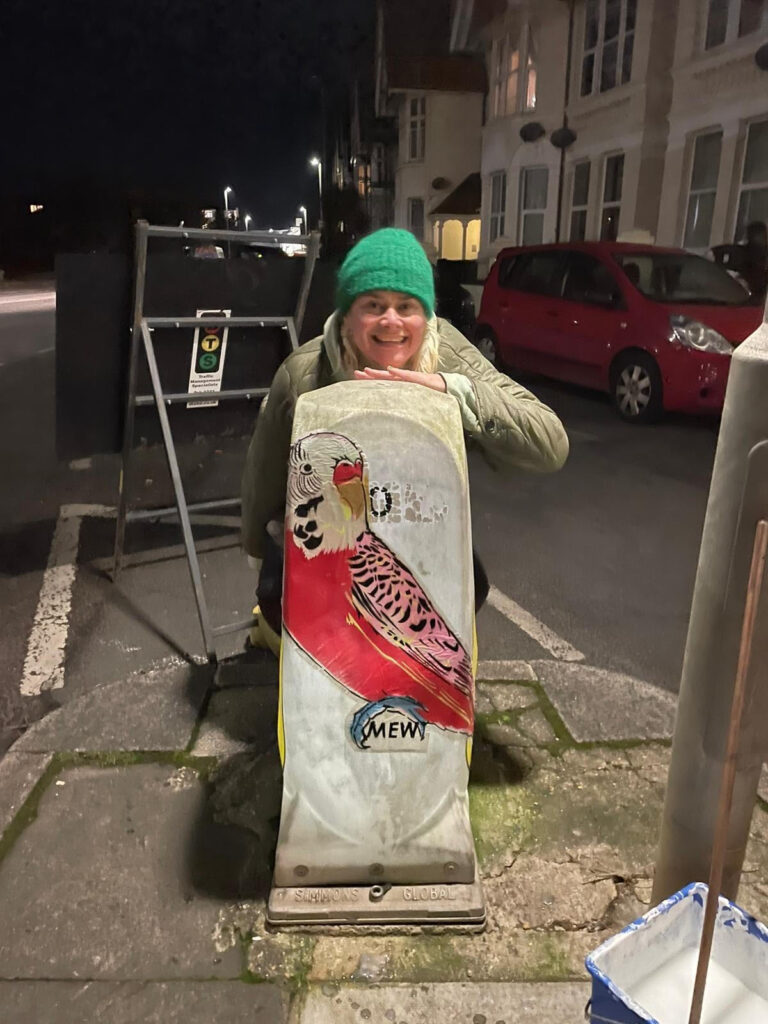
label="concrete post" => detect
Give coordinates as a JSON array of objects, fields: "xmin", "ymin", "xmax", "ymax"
[{"xmin": 653, "ymin": 303, "xmax": 768, "ymax": 903}]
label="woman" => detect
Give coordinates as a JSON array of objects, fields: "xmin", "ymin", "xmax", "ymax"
[{"xmin": 242, "ymin": 227, "xmax": 568, "ymax": 636}]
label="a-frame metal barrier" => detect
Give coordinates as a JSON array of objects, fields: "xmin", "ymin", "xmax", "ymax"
[{"xmin": 112, "ymin": 220, "xmax": 320, "ymax": 663}]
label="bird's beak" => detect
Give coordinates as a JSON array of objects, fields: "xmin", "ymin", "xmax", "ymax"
[{"xmin": 336, "ymin": 477, "xmax": 366, "ymax": 520}]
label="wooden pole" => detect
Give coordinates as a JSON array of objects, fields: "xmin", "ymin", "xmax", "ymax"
[{"xmin": 688, "ymin": 518, "xmax": 768, "ymax": 1024}]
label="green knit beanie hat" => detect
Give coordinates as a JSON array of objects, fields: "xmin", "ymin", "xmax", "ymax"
[{"xmin": 335, "ymin": 228, "xmax": 435, "ymax": 317}]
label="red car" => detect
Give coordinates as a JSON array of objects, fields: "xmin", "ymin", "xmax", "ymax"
[{"xmin": 475, "ymin": 242, "xmax": 762, "ymax": 422}]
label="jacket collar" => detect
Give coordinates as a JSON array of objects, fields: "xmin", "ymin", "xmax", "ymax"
[{"xmin": 321, "ymin": 310, "xmax": 351, "ymax": 382}]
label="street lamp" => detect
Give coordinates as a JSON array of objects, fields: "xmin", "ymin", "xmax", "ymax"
[
  {"xmin": 223, "ymin": 186, "xmax": 234, "ymax": 255},
  {"xmin": 299, "ymin": 205, "xmax": 308, "ymax": 234},
  {"xmin": 310, "ymin": 156, "xmax": 323, "ymax": 227}
]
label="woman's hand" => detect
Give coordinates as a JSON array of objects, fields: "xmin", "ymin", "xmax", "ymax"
[{"xmin": 353, "ymin": 366, "xmax": 447, "ymax": 392}]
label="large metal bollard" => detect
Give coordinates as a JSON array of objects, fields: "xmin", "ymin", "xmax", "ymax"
[
  {"xmin": 267, "ymin": 380, "xmax": 484, "ymax": 926},
  {"xmin": 653, "ymin": 310, "xmax": 768, "ymax": 903}
]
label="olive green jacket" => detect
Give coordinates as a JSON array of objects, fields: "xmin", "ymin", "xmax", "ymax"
[{"xmin": 241, "ymin": 312, "xmax": 569, "ymax": 559}]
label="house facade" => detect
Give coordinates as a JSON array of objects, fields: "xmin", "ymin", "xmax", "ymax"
[
  {"xmin": 369, "ymin": 1, "xmax": 486, "ymax": 259},
  {"xmin": 389, "ymin": 60, "xmax": 485, "ymax": 259},
  {"xmin": 451, "ymin": 0, "xmax": 768, "ymax": 274},
  {"xmin": 656, "ymin": 0, "xmax": 768, "ymax": 252}
]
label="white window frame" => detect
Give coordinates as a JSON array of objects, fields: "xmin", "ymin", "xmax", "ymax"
[
  {"xmin": 704, "ymin": 0, "xmax": 768, "ymax": 50},
  {"xmin": 372, "ymin": 143, "xmax": 385, "ymax": 187},
  {"xmin": 489, "ymin": 171, "xmax": 507, "ymax": 243},
  {"xmin": 489, "ymin": 23, "xmax": 537, "ymax": 118},
  {"xmin": 407, "ymin": 96, "xmax": 426, "ymax": 161},
  {"xmin": 682, "ymin": 129, "xmax": 723, "ymax": 250},
  {"xmin": 580, "ymin": 0, "xmax": 637, "ymax": 97},
  {"xmin": 518, "ymin": 166, "xmax": 549, "ymax": 245},
  {"xmin": 734, "ymin": 117, "xmax": 768, "ymax": 241},
  {"xmin": 600, "ymin": 152, "xmax": 624, "ymax": 240},
  {"xmin": 569, "ymin": 160, "xmax": 591, "ymax": 240},
  {"xmin": 408, "ymin": 197, "xmax": 425, "ymax": 240}
]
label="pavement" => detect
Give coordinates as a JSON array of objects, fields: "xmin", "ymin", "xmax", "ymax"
[{"xmin": 1, "ymin": 651, "xmax": 768, "ymax": 1024}]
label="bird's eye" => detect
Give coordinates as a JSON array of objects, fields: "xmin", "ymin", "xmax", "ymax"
[{"xmin": 301, "ymin": 463, "xmax": 313, "ymax": 475}]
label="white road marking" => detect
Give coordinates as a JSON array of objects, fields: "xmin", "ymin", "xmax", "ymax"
[
  {"xmin": 20, "ymin": 502, "xmax": 242, "ymax": 695},
  {"xmin": 20, "ymin": 504, "xmax": 114, "ymax": 696},
  {"xmin": 487, "ymin": 585, "xmax": 585, "ymax": 662}
]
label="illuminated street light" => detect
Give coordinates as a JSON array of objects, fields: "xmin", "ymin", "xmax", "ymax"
[
  {"xmin": 309, "ymin": 157, "xmax": 323, "ymax": 227},
  {"xmin": 223, "ymin": 186, "xmax": 234, "ymax": 256},
  {"xmin": 244, "ymin": 213, "xmax": 252, "ymax": 231},
  {"xmin": 299, "ymin": 205, "xmax": 308, "ymax": 234}
]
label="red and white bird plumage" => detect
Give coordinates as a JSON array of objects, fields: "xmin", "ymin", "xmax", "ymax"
[{"xmin": 283, "ymin": 431, "xmax": 474, "ymax": 734}]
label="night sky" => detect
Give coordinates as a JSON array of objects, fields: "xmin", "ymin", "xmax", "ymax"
[{"xmin": 4, "ymin": 0, "xmax": 375, "ymax": 227}]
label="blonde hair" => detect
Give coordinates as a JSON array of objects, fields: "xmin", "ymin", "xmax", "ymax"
[{"xmin": 340, "ymin": 313, "xmax": 440, "ymax": 376}]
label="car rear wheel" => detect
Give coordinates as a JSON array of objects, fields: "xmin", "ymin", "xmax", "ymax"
[
  {"xmin": 611, "ymin": 352, "xmax": 663, "ymax": 423},
  {"xmin": 475, "ymin": 330, "xmax": 499, "ymax": 366}
]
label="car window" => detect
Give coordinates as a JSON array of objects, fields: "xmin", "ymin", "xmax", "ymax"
[
  {"xmin": 506, "ymin": 252, "xmax": 566, "ymax": 297},
  {"xmin": 612, "ymin": 251, "xmax": 750, "ymax": 306},
  {"xmin": 563, "ymin": 252, "xmax": 623, "ymax": 307},
  {"xmin": 497, "ymin": 256, "xmax": 518, "ymax": 289}
]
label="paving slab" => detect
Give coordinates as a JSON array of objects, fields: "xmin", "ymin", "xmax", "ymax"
[
  {"xmin": 0, "ymin": 762, "xmax": 246, "ymax": 979},
  {"xmin": 475, "ymin": 683, "xmax": 537, "ymax": 715},
  {"xmin": 0, "ymin": 751, "xmax": 52, "ymax": 835},
  {"xmin": 192, "ymin": 685, "xmax": 278, "ymax": 757},
  {"xmin": 0, "ymin": 980, "xmax": 288, "ymax": 1023},
  {"xmin": 484, "ymin": 855, "xmax": 616, "ymax": 930},
  {"xmin": 516, "ymin": 708, "xmax": 557, "ymax": 744},
  {"xmin": 298, "ymin": 981, "xmax": 590, "ymax": 1023},
  {"xmin": 13, "ymin": 666, "xmax": 209, "ymax": 753},
  {"xmin": 477, "ymin": 661, "xmax": 536, "ymax": 682},
  {"xmin": 531, "ymin": 661, "xmax": 677, "ymax": 742}
]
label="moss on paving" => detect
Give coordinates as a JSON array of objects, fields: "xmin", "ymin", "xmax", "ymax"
[
  {"xmin": 469, "ymin": 782, "xmax": 539, "ymax": 867},
  {"xmin": 526, "ymin": 934, "xmax": 572, "ymax": 980},
  {"xmin": 0, "ymin": 756, "xmax": 60, "ymax": 867},
  {"xmin": 58, "ymin": 749, "xmax": 217, "ymax": 773},
  {"xmin": 248, "ymin": 931, "xmax": 317, "ymax": 990},
  {"xmin": 529, "ymin": 684, "xmax": 575, "ymax": 747},
  {"xmin": 307, "ymin": 927, "xmax": 590, "ymax": 985},
  {"xmin": 186, "ymin": 684, "xmax": 216, "ymax": 754},
  {"xmin": 386, "ymin": 933, "xmax": 472, "ymax": 982}
]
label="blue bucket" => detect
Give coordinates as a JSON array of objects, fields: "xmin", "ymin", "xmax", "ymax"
[{"xmin": 585, "ymin": 882, "xmax": 768, "ymax": 1023}]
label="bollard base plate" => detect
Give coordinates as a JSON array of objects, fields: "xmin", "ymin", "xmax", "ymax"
[{"xmin": 267, "ymin": 876, "xmax": 485, "ymax": 928}]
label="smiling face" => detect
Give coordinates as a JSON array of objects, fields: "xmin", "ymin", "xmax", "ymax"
[{"xmin": 343, "ymin": 290, "xmax": 427, "ymax": 370}]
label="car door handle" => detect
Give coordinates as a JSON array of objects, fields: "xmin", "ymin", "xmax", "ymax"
[
  {"xmin": 545, "ymin": 309, "xmax": 559, "ymax": 317},
  {"xmin": 500, "ymin": 301, "xmax": 510, "ymax": 309}
]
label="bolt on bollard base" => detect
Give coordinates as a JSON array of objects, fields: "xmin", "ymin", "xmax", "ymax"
[{"xmin": 266, "ymin": 382, "xmax": 485, "ymax": 928}]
